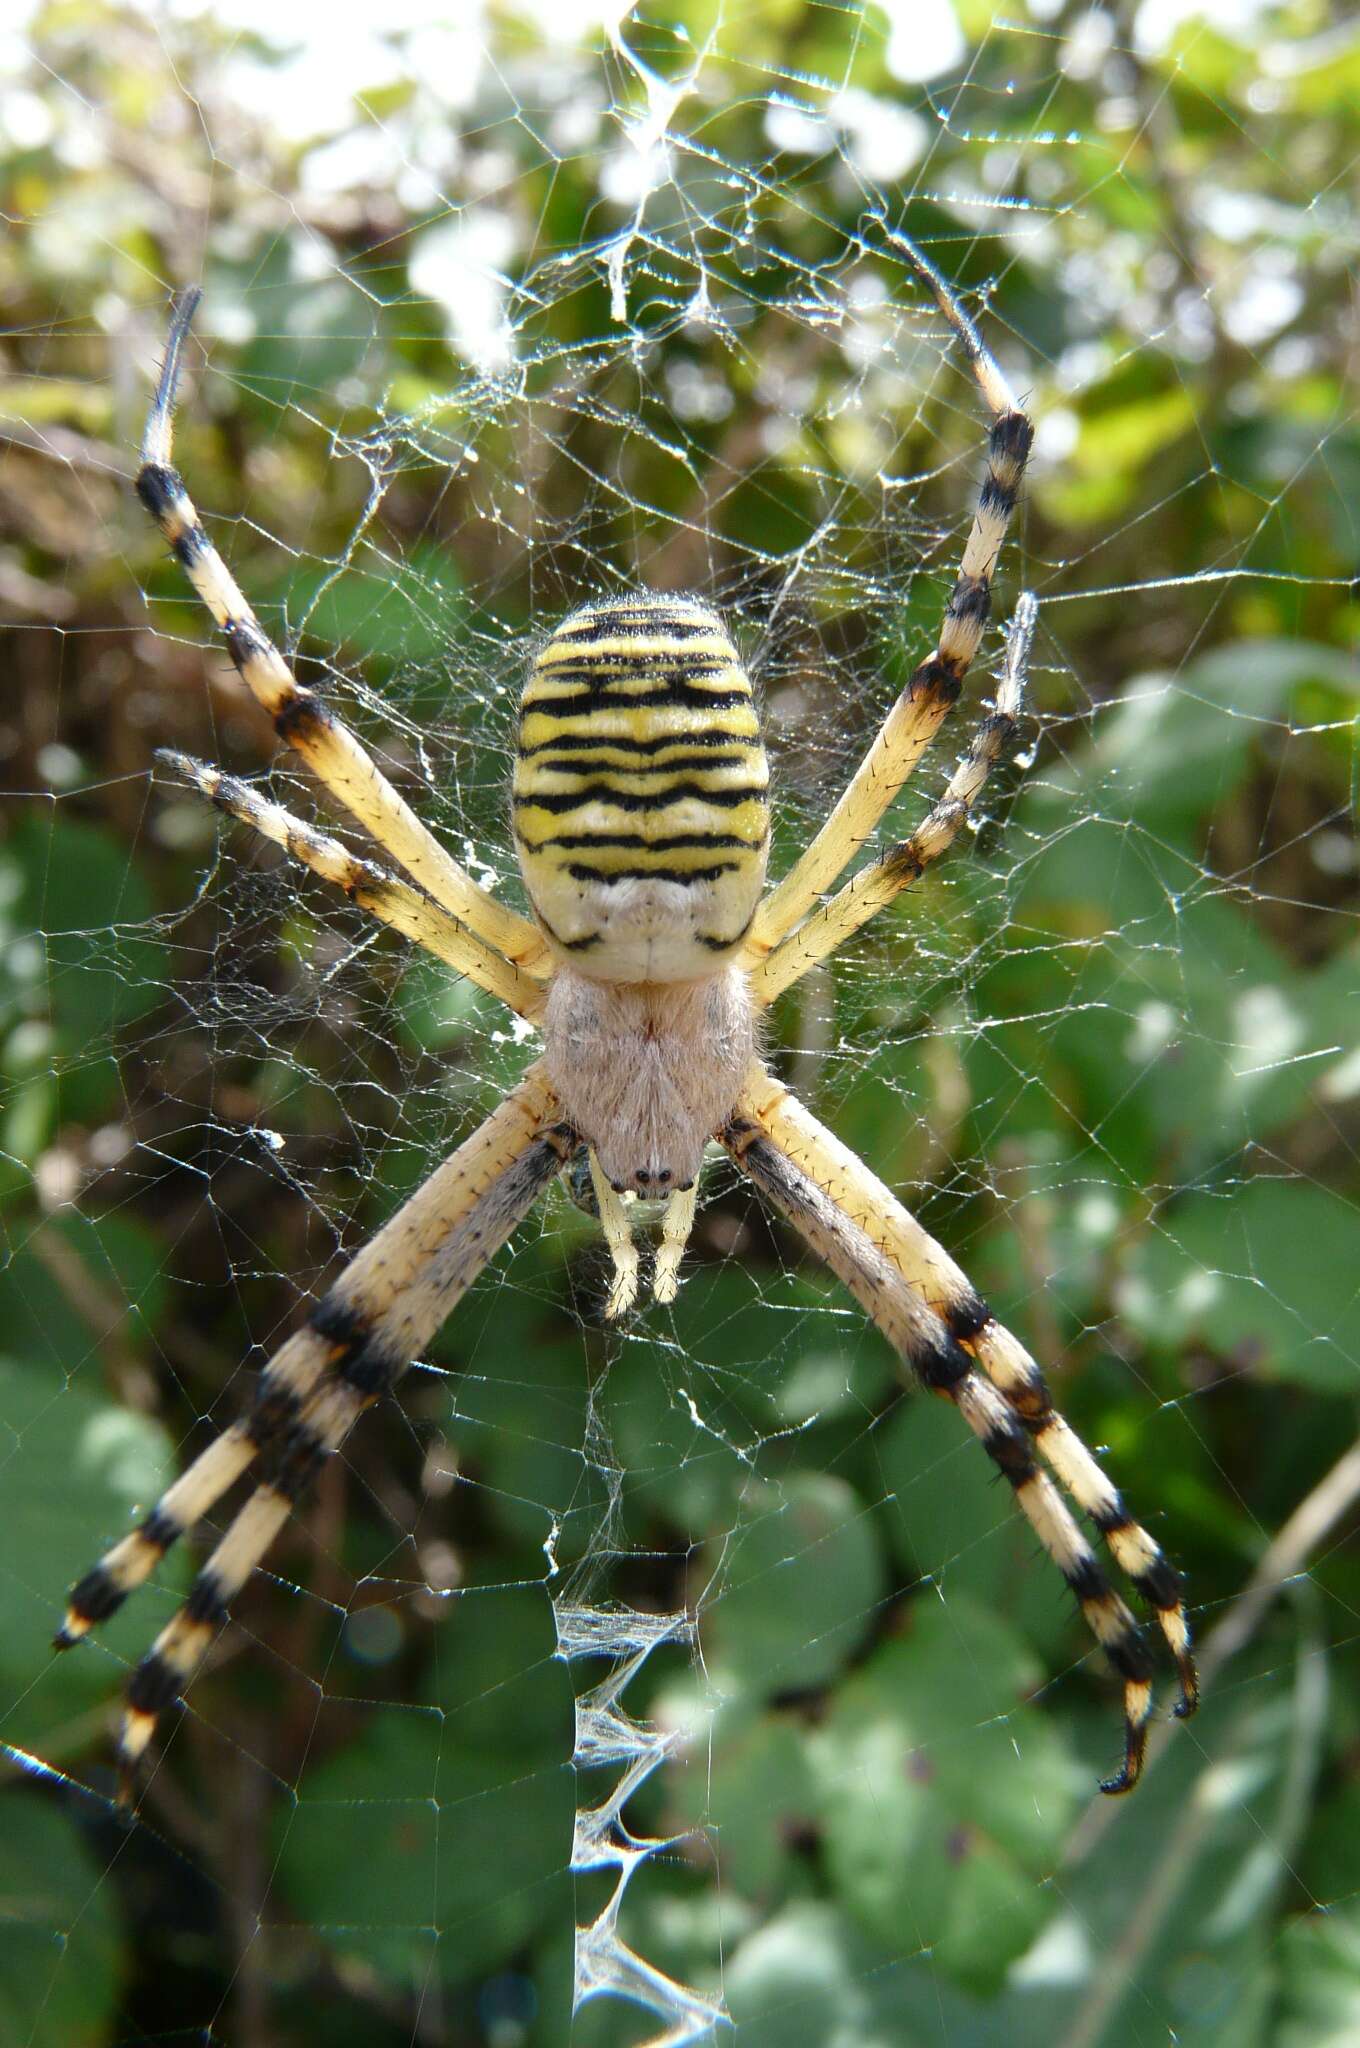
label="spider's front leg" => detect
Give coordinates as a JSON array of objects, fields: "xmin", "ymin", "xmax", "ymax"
[
  {"xmin": 749, "ymin": 594, "xmax": 1036, "ymax": 1007},
  {"xmin": 136, "ymin": 290, "xmax": 551, "ymax": 977},
  {"xmin": 160, "ymin": 751, "xmax": 547, "ymax": 1023},
  {"xmin": 742, "ymin": 233, "xmax": 1034, "ymax": 967}
]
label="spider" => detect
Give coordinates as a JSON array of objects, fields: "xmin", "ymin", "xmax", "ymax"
[{"xmin": 57, "ymin": 245, "xmax": 1196, "ymax": 1803}]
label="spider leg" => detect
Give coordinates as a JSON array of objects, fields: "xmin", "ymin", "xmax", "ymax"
[
  {"xmin": 160, "ymin": 750, "xmax": 546, "ymax": 1024},
  {"xmin": 749, "ymin": 595, "xmax": 1035, "ymax": 1006},
  {"xmin": 56, "ymin": 1062, "xmax": 573, "ymax": 1794},
  {"xmin": 744, "ymin": 236, "xmax": 1033, "ymax": 962},
  {"xmin": 739, "ymin": 1065, "xmax": 1197, "ymax": 1725},
  {"xmin": 721, "ymin": 1085, "xmax": 1191, "ymax": 1795},
  {"xmin": 137, "ymin": 290, "xmax": 550, "ymax": 977}
]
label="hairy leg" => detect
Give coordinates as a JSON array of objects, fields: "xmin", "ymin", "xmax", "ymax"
[
  {"xmin": 137, "ymin": 290, "xmax": 550, "ymax": 974},
  {"xmin": 58, "ymin": 1062, "xmax": 572, "ymax": 1790},
  {"xmin": 749, "ymin": 594, "xmax": 1034, "ymax": 1006},
  {"xmin": 161, "ymin": 751, "xmax": 547, "ymax": 1023},
  {"xmin": 744, "ymin": 234, "xmax": 1033, "ymax": 960},
  {"xmin": 737, "ymin": 1063, "xmax": 1197, "ymax": 1718}
]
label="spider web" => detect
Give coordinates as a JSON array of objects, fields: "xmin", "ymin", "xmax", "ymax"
[{"xmin": 3, "ymin": 3, "xmax": 1359, "ymax": 2044}]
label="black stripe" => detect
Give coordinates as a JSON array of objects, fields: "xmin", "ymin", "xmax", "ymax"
[
  {"xmin": 697, "ymin": 914, "xmax": 757, "ymax": 950},
  {"xmin": 1133, "ymin": 1557, "xmax": 1183, "ymax": 1610},
  {"xmin": 553, "ymin": 610, "xmax": 719, "ymax": 640},
  {"xmin": 225, "ymin": 617, "xmax": 275, "ymax": 672},
  {"xmin": 310, "ymin": 1293, "xmax": 405, "ymax": 1402},
  {"xmin": 310, "ymin": 1295, "xmax": 368, "ymax": 1348},
  {"xmin": 519, "ymin": 729, "xmax": 753, "ymax": 757},
  {"xmin": 975, "ymin": 711, "xmax": 1019, "ymax": 754},
  {"xmin": 1065, "ymin": 1554, "xmax": 1110, "ymax": 1605},
  {"xmin": 244, "ymin": 1369, "xmax": 303, "ymax": 1447},
  {"xmin": 336, "ymin": 1336, "xmax": 407, "ymax": 1400},
  {"xmin": 64, "ymin": 1567, "xmax": 126, "ymax": 1628},
  {"xmin": 942, "ymin": 1292, "xmax": 991, "ymax": 1342},
  {"xmin": 172, "ymin": 523, "xmax": 211, "ymax": 570},
  {"xmin": 534, "ymin": 655, "xmax": 736, "ymax": 679},
  {"xmin": 1089, "ymin": 1499, "xmax": 1132, "ymax": 1537},
  {"xmin": 537, "ymin": 920, "xmax": 602, "ymax": 952},
  {"xmin": 980, "ymin": 1417, "xmax": 1037, "ymax": 1485},
  {"xmin": 946, "ymin": 577, "xmax": 991, "ymax": 627},
  {"xmin": 910, "ymin": 1332, "xmax": 974, "ymax": 1391},
  {"xmin": 141, "ymin": 1506, "xmax": 183, "ymax": 1554},
  {"xmin": 531, "ymin": 684, "xmax": 752, "ymax": 711},
  {"xmin": 273, "ymin": 689, "xmax": 335, "ymax": 745},
  {"xmin": 136, "ymin": 462, "xmax": 183, "ymax": 523},
  {"xmin": 185, "ymin": 1571, "xmax": 230, "ymax": 1628},
  {"xmin": 526, "ymin": 751, "xmax": 752, "ymax": 776},
  {"xmin": 126, "ymin": 1651, "xmax": 183, "ymax": 1717},
  {"xmin": 515, "ymin": 780, "xmax": 766, "ymax": 815},
  {"xmin": 565, "ymin": 860, "xmax": 742, "ymax": 884},
  {"xmin": 269, "ymin": 1426, "xmax": 328, "ymax": 1502},
  {"xmin": 907, "ymin": 655, "xmax": 964, "ymax": 704},
  {"xmin": 525, "ymin": 830, "xmax": 754, "ymax": 853},
  {"xmin": 880, "ymin": 842, "xmax": 926, "ymax": 887},
  {"xmin": 991, "ymin": 411, "xmax": 1034, "ymax": 466},
  {"xmin": 978, "ymin": 476, "xmax": 1018, "ymax": 522},
  {"xmin": 1105, "ymin": 1630, "xmax": 1157, "ymax": 1683}
]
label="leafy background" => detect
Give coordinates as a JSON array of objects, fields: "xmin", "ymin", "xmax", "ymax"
[{"xmin": 1, "ymin": 2, "xmax": 1358, "ymax": 2044}]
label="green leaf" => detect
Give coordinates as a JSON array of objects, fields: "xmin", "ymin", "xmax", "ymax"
[
  {"xmin": 702, "ymin": 1473, "xmax": 887, "ymax": 1696},
  {"xmin": 1022, "ymin": 640, "xmax": 1351, "ymax": 847},
  {"xmin": 0, "ymin": 1796, "xmax": 121, "ymax": 2048},
  {"xmin": 272, "ymin": 1654, "xmax": 574, "ymax": 1994},
  {"xmin": 2, "ymin": 814, "xmax": 166, "ymax": 1073},
  {"xmin": 995, "ymin": 1601, "xmax": 1326, "ymax": 2045},
  {"xmin": 1278, "ymin": 1903, "xmax": 1360, "ymax": 2048},
  {"xmin": 810, "ymin": 1598, "xmax": 1076, "ymax": 1993},
  {"xmin": 1117, "ymin": 1180, "xmax": 1360, "ymax": 1391},
  {"xmin": 0, "ymin": 1356, "xmax": 183, "ymax": 1747},
  {"xmin": 670, "ymin": 1709, "xmax": 817, "ymax": 1903}
]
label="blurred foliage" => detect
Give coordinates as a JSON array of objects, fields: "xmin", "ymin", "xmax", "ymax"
[{"xmin": 1, "ymin": 1, "xmax": 1358, "ymax": 2045}]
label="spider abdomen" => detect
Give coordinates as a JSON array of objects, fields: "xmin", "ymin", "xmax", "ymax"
[{"xmin": 514, "ymin": 594, "xmax": 770, "ymax": 981}]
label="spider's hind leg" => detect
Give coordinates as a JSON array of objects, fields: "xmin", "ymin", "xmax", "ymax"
[
  {"xmin": 965, "ymin": 1316, "xmax": 1198, "ymax": 1718},
  {"xmin": 742, "ymin": 1067, "xmax": 1198, "ymax": 1726},
  {"xmin": 57, "ymin": 1065, "xmax": 568, "ymax": 1796},
  {"xmin": 720, "ymin": 1100, "xmax": 1161, "ymax": 1795}
]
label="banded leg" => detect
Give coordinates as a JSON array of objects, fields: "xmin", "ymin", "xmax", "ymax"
[
  {"xmin": 161, "ymin": 751, "xmax": 546, "ymax": 1024},
  {"xmin": 137, "ymin": 290, "xmax": 550, "ymax": 977},
  {"xmin": 721, "ymin": 1100, "xmax": 1178, "ymax": 1794},
  {"xmin": 56, "ymin": 1063, "xmax": 572, "ymax": 1790},
  {"xmin": 589, "ymin": 1154, "xmax": 640, "ymax": 1320},
  {"xmin": 743, "ymin": 233, "xmax": 1033, "ymax": 963},
  {"xmin": 749, "ymin": 594, "xmax": 1035, "ymax": 1007},
  {"xmin": 739, "ymin": 1064, "xmax": 1197, "ymax": 1719}
]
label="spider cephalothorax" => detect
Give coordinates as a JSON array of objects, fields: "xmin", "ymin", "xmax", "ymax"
[{"xmin": 56, "ymin": 251, "xmax": 1197, "ymax": 1806}]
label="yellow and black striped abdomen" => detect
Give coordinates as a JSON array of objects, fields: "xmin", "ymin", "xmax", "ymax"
[{"xmin": 514, "ymin": 595, "xmax": 770, "ymax": 981}]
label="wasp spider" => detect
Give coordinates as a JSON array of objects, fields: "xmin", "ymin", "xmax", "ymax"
[{"xmin": 58, "ymin": 246, "xmax": 1197, "ymax": 1801}]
